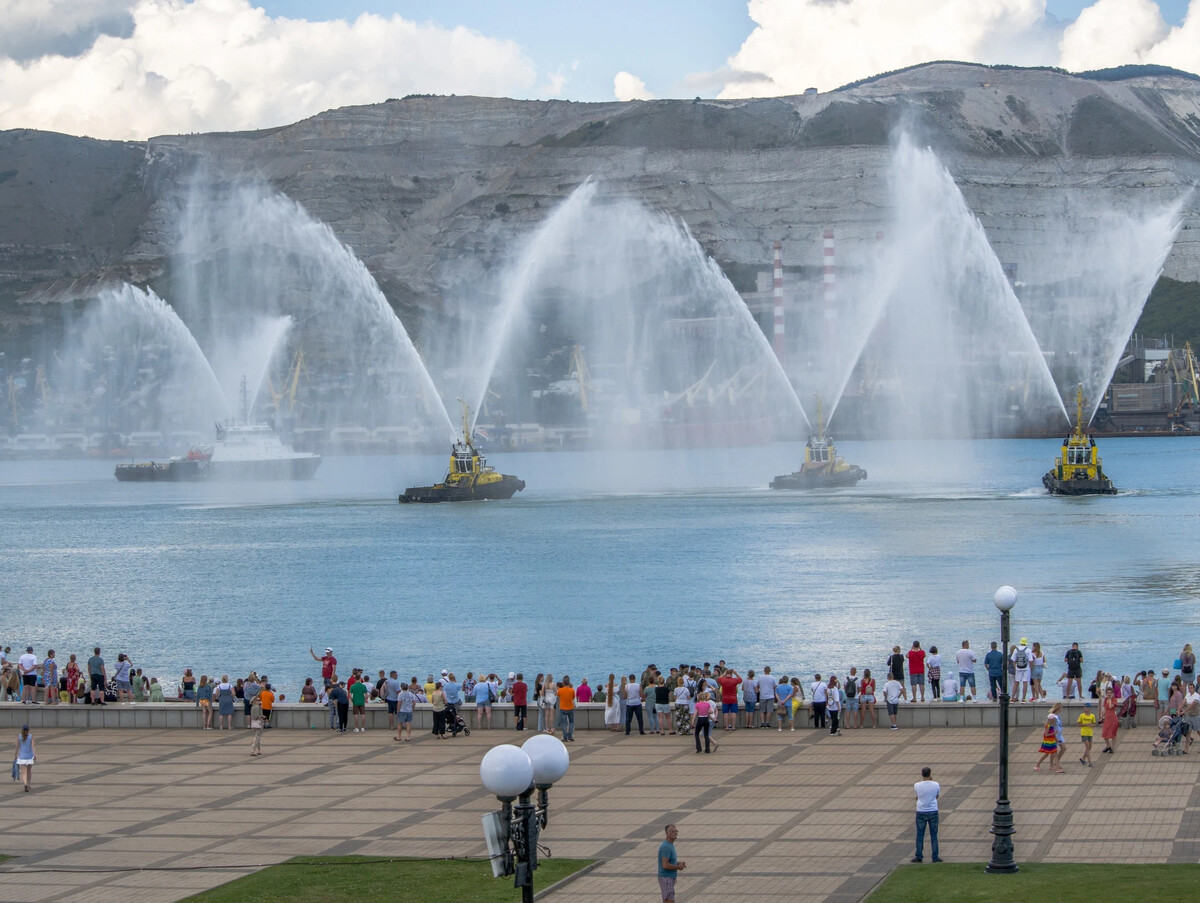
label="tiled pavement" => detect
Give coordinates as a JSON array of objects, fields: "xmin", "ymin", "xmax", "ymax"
[{"xmin": 2, "ymin": 722, "xmax": 1197, "ymax": 902}]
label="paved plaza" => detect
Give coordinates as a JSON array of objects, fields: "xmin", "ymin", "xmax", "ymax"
[{"xmin": 2, "ymin": 723, "xmax": 1198, "ymax": 902}]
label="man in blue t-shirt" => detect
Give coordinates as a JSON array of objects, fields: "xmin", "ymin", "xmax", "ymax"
[
  {"xmin": 984, "ymin": 642, "xmax": 1005, "ymax": 701},
  {"xmin": 657, "ymin": 823, "xmax": 686, "ymax": 903}
]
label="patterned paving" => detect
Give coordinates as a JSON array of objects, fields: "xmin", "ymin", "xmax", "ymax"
[{"xmin": 0, "ymin": 721, "xmax": 1194, "ymax": 902}]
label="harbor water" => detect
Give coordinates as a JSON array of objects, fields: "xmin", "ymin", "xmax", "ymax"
[{"xmin": 2, "ymin": 437, "xmax": 1199, "ymax": 694}]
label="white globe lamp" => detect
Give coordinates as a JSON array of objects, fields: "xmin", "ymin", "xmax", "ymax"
[
  {"xmin": 479, "ymin": 744, "xmax": 534, "ymax": 800},
  {"xmin": 522, "ymin": 734, "xmax": 570, "ymax": 786}
]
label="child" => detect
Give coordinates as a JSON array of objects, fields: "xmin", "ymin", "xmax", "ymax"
[
  {"xmin": 1078, "ymin": 701, "xmax": 1095, "ymax": 766},
  {"xmin": 1035, "ymin": 703, "xmax": 1065, "ymax": 773},
  {"xmin": 1153, "ymin": 714, "xmax": 1175, "ymax": 752}
]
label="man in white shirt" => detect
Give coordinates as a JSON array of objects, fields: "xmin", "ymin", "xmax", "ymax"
[
  {"xmin": 955, "ymin": 641, "xmax": 977, "ymax": 702},
  {"xmin": 756, "ymin": 667, "xmax": 777, "ymax": 728},
  {"xmin": 18, "ymin": 646, "xmax": 39, "ymax": 705},
  {"xmin": 912, "ymin": 767, "xmax": 942, "ymax": 863},
  {"xmin": 884, "ymin": 677, "xmax": 904, "ymax": 730},
  {"xmin": 810, "ymin": 674, "xmax": 828, "ymax": 729}
]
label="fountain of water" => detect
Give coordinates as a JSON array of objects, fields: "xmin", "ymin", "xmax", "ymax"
[
  {"xmin": 60, "ymin": 283, "xmax": 229, "ymax": 436},
  {"xmin": 172, "ymin": 179, "xmax": 455, "ymax": 440},
  {"xmin": 1015, "ymin": 195, "xmax": 1190, "ymax": 425},
  {"xmin": 445, "ymin": 181, "xmax": 808, "ymax": 449},
  {"xmin": 838, "ymin": 136, "xmax": 1069, "ymax": 439}
]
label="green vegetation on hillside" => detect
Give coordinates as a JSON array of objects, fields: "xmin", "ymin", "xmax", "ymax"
[{"xmin": 1133, "ymin": 276, "xmax": 1200, "ymax": 348}]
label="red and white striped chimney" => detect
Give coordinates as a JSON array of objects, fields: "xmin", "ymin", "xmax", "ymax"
[
  {"xmin": 822, "ymin": 229, "xmax": 837, "ymax": 346},
  {"xmin": 772, "ymin": 241, "xmax": 785, "ymax": 365}
]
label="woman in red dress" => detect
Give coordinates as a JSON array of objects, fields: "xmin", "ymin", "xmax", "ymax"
[
  {"xmin": 1100, "ymin": 686, "xmax": 1120, "ymax": 754},
  {"xmin": 65, "ymin": 654, "xmax": 82, "ymax": 702}
]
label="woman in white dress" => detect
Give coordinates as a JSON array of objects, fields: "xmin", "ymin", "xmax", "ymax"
[
  {"xmin": 541, "ymin": 673, "xmax": 558, "ymax": 734},
  {"xmin": 604, "ymin": 673, "xmax": 621, "ymax": 731}
]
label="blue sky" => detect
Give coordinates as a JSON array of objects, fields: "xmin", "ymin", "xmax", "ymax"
[{"xmin": 2, "ymin": 0, "xmax": 1198, "ymax": 139}]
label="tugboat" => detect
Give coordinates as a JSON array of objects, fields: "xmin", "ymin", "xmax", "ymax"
[
  {"xmin": 114, "ymin": 446, "xmax": 210, "ymax": 482},
  {"xmin": 399, "ymin": 400, "xmax": 526, "ymax": 503},
  {"xmin": 1042, "ymin": 385, "xmax": 1117, "ymax": 495},
  {"xmin": 770, "ymin": 397, "xmax": 867, "ymax": 490}
]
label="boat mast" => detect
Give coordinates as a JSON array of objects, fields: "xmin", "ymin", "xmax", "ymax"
[
  {"xmin": 240, "ymin": 375, "xmax": 250, "ymax": 426},
  {"xmin": 1072, "ymin": 384, "xmax": 1086, "ymax": 440}
]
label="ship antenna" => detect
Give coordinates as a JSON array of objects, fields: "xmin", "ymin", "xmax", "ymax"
[
  {"xmin": 457, "ymin": 398, "xmax": 472, "ymax": 447},
  {"xmin": 240, "ymin": 375, "xmax": 249, "ymax": 425},
  {"xmin": 1074, "ymin": 383, "xmax": 1085, "ymax": 438},
  {"xmin": 814, "ymin": 394, "xmax": 825, "ymax": 440}
]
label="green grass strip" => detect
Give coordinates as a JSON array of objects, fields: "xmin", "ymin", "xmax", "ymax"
[
  {"xmin": 182, "ymin": 855, "xmax": 592, "ymax": 903},
  {"xmin": 866, "ymin": 862, "xmax": 1200, "ymax": 902}
]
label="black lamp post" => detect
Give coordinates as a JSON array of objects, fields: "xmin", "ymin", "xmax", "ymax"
[
  {"xmin": 480, "ymin": 735, "xmax": 570, "ymax": 902},
  {"xmin": 986, "ymin": 584, "xmax": 1018, "ymax": 873}
]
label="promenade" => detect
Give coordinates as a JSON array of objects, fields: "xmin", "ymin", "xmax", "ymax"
[{"xmin": 2, "ymin": 722, "xmax": 1196, "ymax": 903}]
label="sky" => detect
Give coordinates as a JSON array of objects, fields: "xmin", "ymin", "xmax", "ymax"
[{"xmin": 0, "ymin": 0, "xmax": 1197, "ymax": 140}]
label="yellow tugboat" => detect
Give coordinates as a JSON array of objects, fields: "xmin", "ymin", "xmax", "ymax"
[
  {"xmin": 770, "ymin": 397, "xmax": 867, "ymax": 490},
  {"xmin": 1042, "ymin": 385, "xmax": 1116, "ymax": 495},
  {"xmin": 399, "ymin": 400, "xmax": 526, "ymax": 503}
]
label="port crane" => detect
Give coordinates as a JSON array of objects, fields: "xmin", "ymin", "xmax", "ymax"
[{"xmin": 267, "ymin": 350, "xmax": 307, "ymax": 415}]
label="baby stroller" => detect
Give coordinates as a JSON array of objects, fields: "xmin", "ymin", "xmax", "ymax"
[
  {"xmin": 445, "ymin": 702, "xmax": 470, "ymax": 738},
  {"xmin": 1152, "ymin": 714, "xmax": 1187, "ymax": 756}
]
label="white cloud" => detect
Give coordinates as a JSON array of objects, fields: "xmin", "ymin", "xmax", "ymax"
[
  {"xmin": 614, "ymin": 70, "xmax": 654, "ymax": 101},
  {"xmin": 1059, "ymin": 0, "xmax": 1168, "ymax": 70},
  {"xmin": 711, "ymin": 0, "xmax": 1200, "ymax": 98},
  {"xmin": 0, "ymin": 0, "xmax": 538, "ymax": 140}
]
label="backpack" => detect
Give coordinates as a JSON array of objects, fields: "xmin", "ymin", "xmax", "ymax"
[
  {"xmin": 1015, "ymin": 647, "xmax": 1029, "ymax": 669},
  {"xmin": 845, "ymin": 677, "xmax": 857, "ymax": 698},
  {"xmin": 488, "ymin": 683, "xmax": 498, "ymax": 704}
]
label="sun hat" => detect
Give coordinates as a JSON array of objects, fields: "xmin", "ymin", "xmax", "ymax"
[{"xmin": 1019, "ymin": 638, "xmax": 1028, "ymax": 645}]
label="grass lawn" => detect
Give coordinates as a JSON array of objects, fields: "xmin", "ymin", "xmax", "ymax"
[
  {"xmin": 866, "ymin": 862, "xmax": 1200, "ymax": 902},
  {"xmin": 181, "ymin": 856, "xmax": 593, "ymax": 903}
]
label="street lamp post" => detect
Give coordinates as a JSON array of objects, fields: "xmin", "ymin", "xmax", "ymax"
[
  {"xmin": 480, "ymin": 735, "xmax": 570, "ymax": 903},
  {"xmin": 987, "ymin": 584, "xmax": 1018, "ymax": 873}
]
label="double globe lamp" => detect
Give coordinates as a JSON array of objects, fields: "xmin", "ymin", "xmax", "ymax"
[
  {"xmin": 987, "ymin": 584, "xmax": 1018, "ymax": 874},
  {"xmin": 479, "ymin": 734, "xmax": 570, "ymax": 903}
]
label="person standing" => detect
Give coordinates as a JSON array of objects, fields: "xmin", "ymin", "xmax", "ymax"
[
  {"xmin": 984, "ymin": 642, "xmax": 1004, "ymax": 702},
  {"xmin": 1064, "ymin": 643, "xmax": 1084, "ymax": 700},
  {"xmin": 216, "ymin": 675, "xmax": 235, "ymax": 730},
  {"xmin": 198, "ymin": 676, "xmax": 214, "ymax": 729},
  {"xmin": 742, "ymin": 670, "xmax": 758, "ymax": 730},
  {"xmin": 310, "ymin": 647, "xmax": 337, "ymax": 689},
  {"xmin": 716, "ymin": 668, "xmax": 742, "ymax": 731},
  {"xmin": 1078, "ymin": 701, "xmax": 1095, "ymax": 766},
  {"xmin": 112, "ymin": 654, "xmax": 134, "ymax": 703},
  {"xmin": 775, "ymin": 675, "xmax": 794, "ymax": 731},
  {"xmin": 259, "ymin": 683, "xmax": 275, "ymax": 729},
  {"xmin": 384, "ymin": 671, "xmax": 402, "ymax": 731},
  {"xmin": 826, "ymin": 676, "xmax": 843, "ymax": 735},
  {"xmin": 249, "ymin": 696, "xmax": 264, "ymax": 757},
  {"xmin": 907, "ymin": 642, "xmax": 927, "ymax": 702},
  {"xmin": 1010, "ymin": 639, "xmax": 1032, "ymax": 703},
  {"xmin": 912, "ymin": 767, "xmax": 942, "ymax": 863},
  {"xmin": 888, "ymin": 646, "xmax": 905, "ymax": 684},
  {"xmin": 624, "ymin": 674, "xmax": 645, "ymax": 736},
  {"xmin": 473, "ymin": 674, "xmax": 494, "ymax": 730},
  {"xmin": 511, "ymin": 673, "xmax": 528, "ymax": 731},
  {"xmin": 1181, "ymin": 644, "xmax": 1196, "ymax": 686},
  {"xmin": 65, "ymin": 654, "xmax": 81, "ymax": 704},
  {"xmin": 860, "ymin": 669, "xmax": 877, "ymax": 728},
  {"xmin": 884, "ymin": 674, "xmax": 904, "ymax": 730},
  {"xmin": 658, "ymin": 824, "xmax": 686, "ymax": 903},
  {"xmin": 955, "ymin": 641, "xmax": 977, "ymax": 702},
  {"xmin": 1100, "ymin": 686, "xmax": 1120, "ymax": 753},
  {"xmin": 330, "ymin": 680, "xmax": 350, "ymax": 734},
  {"xmin": 692, "ymin": 692, "xmax": 716, "ymax": 753},
  {"xmin": 757, "ymin": 666, "xmax": 777, "ymax": 728},
  {"xmin": 844, "ymin": 668, "xmax": 860, "ymax": 727},
  {"xmin": 41, "ymin": 651, "xmax": 58, "ymax": 706},
  {"xmin": 18, "ymin": 646, "xmax": 39, "ymax": 705},
  {"xmin": 13, "ymin": 725, "xmax": 36, "ymax": 792},
  {"xmin": 349, "ymin": 677, "xmax": 368, "ymax": 733},
  {"xmin": 87, "ymin": 648, "xmax": 106, "ymax": 706},
  {"xmin": 395, "ymin": 682, "xmax": 416, "ymax": 742},
  {"xmin": 541, "ymin": 674, "xmax": 557, "ymax": 734},
  {"xmin": 810, "ymin": 674, "xmax": 828, "ymax": 729},
  {"xmin": 1034, "ymin": 703, "xmax": 1065, "ymax": 773},
  {"xmin": 557, "ymin": 676, "xmax": 576, "ymax": 741},
  {"xmin": 1030, "ymin": 642, "xmax": 1046, "ymax": 700},
  {"xmin": 925, "ymin": 648, "xmax": 941, "ymax": 701}
]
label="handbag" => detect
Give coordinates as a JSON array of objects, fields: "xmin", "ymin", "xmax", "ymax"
[{"xmin": 11, "ymin": 758, "xmax": 17, "ymax": 781}]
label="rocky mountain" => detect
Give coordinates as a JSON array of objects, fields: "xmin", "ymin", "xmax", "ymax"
[{"xmin": 2, "ymin": 60, "xmax": 1200, "ymax": 349}]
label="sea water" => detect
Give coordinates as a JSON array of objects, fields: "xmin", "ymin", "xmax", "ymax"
[{"xmin": 2, "ymin": 438, "xmax": 1198, "ymax": 695}]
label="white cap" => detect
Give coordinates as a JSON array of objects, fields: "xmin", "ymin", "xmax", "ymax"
[
  {"xmin": 325, "ymin": 648, "xmax": 333, "ymax": 654},
  {"xmin": 508, "ymin": 672, "xmax": 515, "ymax": 679},
  {"xmin": 441, "ymin": 669, "xmax": 448, "ymax": 676}
]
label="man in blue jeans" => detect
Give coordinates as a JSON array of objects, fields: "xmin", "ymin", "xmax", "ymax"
[{"xmin": 913, "ymin": 766, "xmax": 942, "ymax": 863}]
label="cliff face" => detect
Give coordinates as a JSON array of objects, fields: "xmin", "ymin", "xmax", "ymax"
[{"xmin": 3, "ymin": 61, "xmax": 1200, "ymax": 341}]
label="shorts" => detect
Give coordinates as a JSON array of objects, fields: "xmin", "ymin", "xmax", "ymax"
[
  {"xmin": 759, "ymin": 700, "xmax": 775, "ymax": 715},
  {"xmin": 477, "ymin": 702, "xmax": 491, "ymax": 710},
  {"xmin": 116, "ymin": 680, "xmax": 132, "ymax": 692},
  {"xmin": 323, "ymin": 677, "xmax": 333, "ymax": 688},
  {"xmin": 200, "ymin": 699, "xmax": 211, "ymax": 707},
  {"xmin": 352, "ymin": 704, "xmax": 365, "ymax": 714},
  {"xmin": 887, "ymin": 701, "xmax": 899, "ymax": 715},
  {"xmin": 861, "ymin": 695, "xmax": 875, "ymax": 704},
  {"xmin": 89, "ymin": 674, "xmax": 104, "ymax": 691},
  {"xmin": 22, "ymin": 675, "xmax": 37, "ymax": 687},
  {"xmin": 386, "ymin": 700, "xmax": 398, "ymax": 714},
  {"xmin": 1067, "ymin": 667, "xmax": 1082, "ymax": 679},
  {"xmin": 722, "ymin": 702, "xmax": 738, "ymax": 714},
  {"xmin": 743, "ymin": 700, "xmax": 756, "ymax": 712},
  {"xmin": 397, "ymin": 711, "xmax": 413, "ymax": 723},
  {"xmin": 1015, "ymin": 669, "xmax": 1031, "ymax": 682},
  {"xmin": 777, "ymin": 703, "xmax": 792, "ymax": 720},
  {"xmin": 658, "ymin": 875, "xmax": 676, "ymax": 901},
  {"xmin": 656, "ymin": 703, "xmax": 671, "ymax": 715},
  {"xmin": 910, "ymin": 674, "xmax": 925, "ymax": 686},
  {"xmin": 959, "ymin": 673, "xmax": 976, "ymax": 688},
  {"xmin": 846, "ymin": 698, "xmax": 860, "ymax": 711}
]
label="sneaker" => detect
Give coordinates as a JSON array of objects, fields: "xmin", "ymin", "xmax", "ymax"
[
  {"xmin": 891, "ymin": 725, "xmax": 899, "ymax": 730},
  {"xmin": 353, "ymin": 728, "xmax": 359, "ymax": 733},
  {"xmin": 778, "ymin": 728, "xmax": 782, "ymax": 732},
  {"xmin": 911, "ymin": 857, "xmax": 922, "ymax": 863}
]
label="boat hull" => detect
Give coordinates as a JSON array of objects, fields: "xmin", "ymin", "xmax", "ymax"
[
  {"xmin": 399, "ymin": 475, "xmax": 526, "ymax": 503},
  {"xmin": 115, "ymin": 456, "xmax": 321, "ymax": 482},
  {"xmin": 115, "ymin": 460, "xmax": 206, "ymax": 482},
  {"xmin": 1042, "ymin": 471, "xmax": 1117, "ymax": 495},
  {"xmin": 770, "ymin": 466, "xmax": 867, "ymax": 490}
]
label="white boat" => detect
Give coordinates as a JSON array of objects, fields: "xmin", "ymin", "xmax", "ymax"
[{"xmin": 203, "ymin": 422, "xmax": 322, "ymax": 480}]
